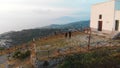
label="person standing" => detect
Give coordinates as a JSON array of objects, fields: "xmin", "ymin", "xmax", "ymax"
[
  {"xmin": 69, "ymin": 31, "xmax": 72, "ymax": 38},
  {"xmin": 65, "ymin": 32, "xmax": 68, "ymax": 38}
]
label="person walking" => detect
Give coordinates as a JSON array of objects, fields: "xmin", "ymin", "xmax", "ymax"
[
  {"xmin": 65, "ymin": 32, "xmax": 68, "ymax": 38},
  {"xmin": 69, "ymin": 31, "xmax": 72, "ymax": 39}
]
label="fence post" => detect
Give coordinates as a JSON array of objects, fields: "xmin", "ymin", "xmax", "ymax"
[
  {"xmin": 48, "ymin": 50, "xmax": 50, "ymax": 58},
  {"xmin": 109, "ymin": 41, "xmax": 112, "ymax": 47},
  {"xmin": 70, "ymin": 47, "xmax": 72, "ymax": 53},
  {"xmin": 57, "ymin": 49, "xmax": 60, "ymax": 56},
  {"xmin": 88, "ymin": 28, "xmax": 91, "ymax": 50}
]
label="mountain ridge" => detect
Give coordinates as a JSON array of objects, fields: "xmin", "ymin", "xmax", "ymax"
[
  {"xmin": 44, "ymin": 20, "xmax": 90, "ymax": 29},
  {"xmin": 0, "ymin": 20, "xmax": 90, "ymax": 48}
]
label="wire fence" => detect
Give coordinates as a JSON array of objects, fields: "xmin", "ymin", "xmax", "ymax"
[
  {"xmin": 0, "ymin": 29, "xmax": 120, "ymax": 68},
  {"xmin": 34, "ymin": 39, "xmax": 120, "ymax": 68},
  {"xmin": 36, "ymin": 40, "xmax": 114, "ymax": 60}
]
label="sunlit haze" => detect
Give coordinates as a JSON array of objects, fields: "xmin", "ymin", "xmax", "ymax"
[{"xmin": 0, "ymin": 0, "xmax": 107, "ymax": 34}]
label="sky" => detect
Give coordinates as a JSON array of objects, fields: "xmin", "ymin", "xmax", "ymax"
[
  {"xmin": 0, "ymin": 0, "xmax": 107, "ymax": 34},
  {"xmin": 116, "ymin": 0, "xmax": 120, "ymax": 10}
]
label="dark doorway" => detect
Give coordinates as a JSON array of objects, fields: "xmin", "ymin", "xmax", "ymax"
[
  {"xmin": 115, "ymin": 20, "xmax": 119, "ymax": 31},
  {"xmin": 98, "ymin": 21, "xmax": 103, "ymax": 31}
]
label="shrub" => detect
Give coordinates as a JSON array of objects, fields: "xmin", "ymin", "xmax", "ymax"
[
  {"xmin": 13, "ymin": 50, "xmax": 31, "ymax": 60},
  {"xmin": 43, "ymin": 61, "xmax": 49, "ymax": 67},
  {"xmin": 58, "ymin": 47, "xmax": 120, "ymax": 68},
  {"xmin": 0, "ymin": 47, "xmax": 4, "ymax": 50}
]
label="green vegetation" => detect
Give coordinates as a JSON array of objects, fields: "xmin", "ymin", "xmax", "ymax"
[
  {"xmin": 0, "ymin": 47, "xmax": 4, "ymax": 50},
  {"xmin": 13, "ymin": 50, "xmax": 31, "ymax": 60},
  {"xmin": 58, "ymin": 47, "xmax": 120, "ymax": 68},
  {"xmin": 43, "ymin": 61, "xmax": 49, "ymax": 67}
]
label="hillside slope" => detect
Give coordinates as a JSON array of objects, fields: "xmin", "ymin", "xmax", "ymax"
[{"xmin": 0, "ymin": 21, "xmax": 89, "ymax": 48}]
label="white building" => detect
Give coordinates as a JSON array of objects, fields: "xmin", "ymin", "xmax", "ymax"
[{"xmin": 90, "ymin": 0, "xmax": 120, "ymax": 35}]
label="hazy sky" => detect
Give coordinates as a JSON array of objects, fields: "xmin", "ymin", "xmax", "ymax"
[{"xmin": 0, "ymin": 0, "xmax": 107, "ymax": 34}]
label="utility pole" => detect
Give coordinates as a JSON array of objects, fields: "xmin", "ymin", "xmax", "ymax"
[{"xmin": 88, "ymin": 28, "xmax": 91, "ymax": 50}]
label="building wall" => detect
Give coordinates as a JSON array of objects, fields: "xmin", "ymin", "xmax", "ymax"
[
  {"xmin": 90, "ymin": 0, "xmax": 115, "ymax": 32},
  {"xmin": 115, "ymin": 10, "xmax": 120, "ymax": 31}
]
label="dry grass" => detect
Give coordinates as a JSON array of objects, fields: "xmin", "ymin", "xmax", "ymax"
[
  {"xmin": 33, "ymin": 31, "xmax": 109, "ymax": 61},
  {"xmin": 1, "ymin": 31, "xmax": 119, "ymax": 67}
]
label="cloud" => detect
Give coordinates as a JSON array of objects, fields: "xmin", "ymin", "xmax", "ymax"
[
  {"xmin": 0, "ymin": 0, "xmax": 108, "ymax": 33},
  {"xmin": 0, "ymin": 0, "xmax": 76, "ymax": 33}
]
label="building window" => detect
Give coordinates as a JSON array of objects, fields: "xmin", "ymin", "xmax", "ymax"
[{"xmin": 99, "ymin": 14, "xmax": 102, "ymax": 19}]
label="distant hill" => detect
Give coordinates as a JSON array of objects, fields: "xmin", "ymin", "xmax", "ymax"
[
  {"xmin": 45, "ymin": 21, "xmax": 90, "ymax": 29},
  {"xmin": 0, "ymin": 20, "xmax": 90, "ymax": 48},
  {"xmin": 0, "ymin": 28, "xmax": 62, "ymax": 48}
]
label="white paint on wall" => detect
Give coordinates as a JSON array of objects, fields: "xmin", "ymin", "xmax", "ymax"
[
  {"xmin": 90, "ymin": 0, "xmax": 115, "ymax": 31},
  {"xmin": 90, "ymin": 0, "xmax": 120, "ymax": 33}
]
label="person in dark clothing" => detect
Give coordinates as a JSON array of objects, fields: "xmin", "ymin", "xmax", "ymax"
[
  {"xmin": 54, "ymin": 31, "xmax": 57, "ymax": 35},
  {"xmin": 69, "ymin": 31, "xmax": 72, "ymax": 38},
  {"xmin": 65, "ymin": 32, "xmax": 68, "ymax": 38}
]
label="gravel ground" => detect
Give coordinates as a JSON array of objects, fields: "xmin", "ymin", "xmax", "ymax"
[{"xmin": 0, "ymin": 55, "xmax": 8, "ymax": 68}]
